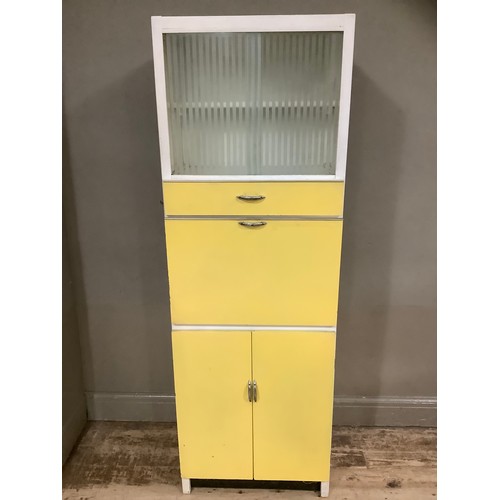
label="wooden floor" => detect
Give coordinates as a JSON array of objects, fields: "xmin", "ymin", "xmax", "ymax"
[{"xmin": 63, "ymin": 422, "xmax": 436, "ymax": 499}]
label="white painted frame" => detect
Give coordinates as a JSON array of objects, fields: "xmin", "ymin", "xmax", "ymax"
[
  {"xmin": 172, "ymin": 324, "xmax": 336, "ymax": 332},
  {"xmin": 151, "ymin": 14, "xmax": 355, "ymax": 182}
]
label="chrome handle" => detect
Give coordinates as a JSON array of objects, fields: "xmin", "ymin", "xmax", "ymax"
[
  {"xmin": 237, "ymin": 195, "xmax": 266, "ymax": 201},
  {"xmin": 239, "ymin": 221, "xmax": 267, "ymax": 228},
  {"xmin": 253, "ymin": 380, "xmax": 257, "ymax": 402},
  {"xmin": 247, "ymin": 381, "xmax": 252, "ymax": 402}
]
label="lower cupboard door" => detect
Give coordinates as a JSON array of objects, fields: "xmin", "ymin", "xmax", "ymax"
[
  {"xmin": 172, "ymin": 331, "xmax": 253, "ymax": 479},
  {"xmin": 252, "ymin": 331, "xmax": 336, "ymax": 481}
]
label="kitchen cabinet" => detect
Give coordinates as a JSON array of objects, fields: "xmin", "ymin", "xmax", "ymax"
[{"xmin": 151, "ymin": 14, "xmax": 355, "ymax": 497}]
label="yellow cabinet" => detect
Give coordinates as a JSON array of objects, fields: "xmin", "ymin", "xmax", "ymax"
[
  {"xmin": 173, "ymin": 330, "xmax": 336, "ymax": 482},
  {"xmin": 165, "ymin": 219, "xmax": 343, "ymax": 326}
]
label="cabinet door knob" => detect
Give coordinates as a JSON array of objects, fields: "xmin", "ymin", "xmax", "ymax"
[
  {"xmin": 253, "ymin": 380, "xmax": 258, "ymax": 402},
  {"xmin": 237, "ymin": 195, "xmax": 266, "ymax": 201},
  {"xmin": 247, "ymin": 381, "xmax": 253, "ymax": 402},
  {"xmin": 238, "ymin": 221, "xmax": 267, "ymax": 228}
]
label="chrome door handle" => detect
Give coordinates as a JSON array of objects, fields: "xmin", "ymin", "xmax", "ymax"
[
  {"xmin": 253, "ymin": 380, "xmax": 257, "ymax": 402},
  {"xmin": 248, "ymin": 381, "xmax": 252, "ymax": 402},
  {"xmin": 237, "ymin": 195, "xmax": 266, "ymax": 201},
  {"xmin": 239, "ymin": 221, "xmax": 267, "ymax": 228}
]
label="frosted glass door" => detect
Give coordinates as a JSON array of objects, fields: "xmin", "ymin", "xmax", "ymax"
[{"xmin": 163, "ymin": 32, "xmax": 343, "ymax": 176}]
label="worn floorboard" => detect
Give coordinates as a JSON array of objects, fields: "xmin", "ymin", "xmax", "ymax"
[{"xmin": 62, "ymin": 422, "xmax": 436, "ymax": 499}]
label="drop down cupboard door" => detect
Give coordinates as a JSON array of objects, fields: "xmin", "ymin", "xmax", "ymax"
[
  {"xmin": 152, "ymin": 13, "xmax": 356, "ymax": 497},
  {"xmin": 172, "ymin": 330, "xmax": 336, "ymax": 481},
  {"xmin": 164, "ymin": 219, "xmax": 343, "ymax": 326}
]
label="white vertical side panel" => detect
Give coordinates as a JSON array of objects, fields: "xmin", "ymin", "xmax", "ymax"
[
  {"xmin": 151, "ymin": 17, "xmax": 173, "ymax": 179},
  {"xmin": 334, "ymin": 14, "xmax": 356, "ymax": 181}
]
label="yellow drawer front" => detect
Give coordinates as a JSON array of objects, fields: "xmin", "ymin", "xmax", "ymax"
[
  {"xmin": 252, "ymin": 331, "xmax": 336, "ymax": 481},
  {"xmin": 172, "ymin": 330, "xmax": 253, "ymax": 479},
  {"xmin": 165, "ymin": 220, "xmax": 343, "ymax": 326},
  {"xmin": 163, "ymin": 182, "xmax": 344, "ymax": 216}
]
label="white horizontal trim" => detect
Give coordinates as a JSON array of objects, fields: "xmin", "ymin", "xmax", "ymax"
[
  {"xmin": 152, "ymin": 14, "xmax": 355, "ymax": 34},
  {"xmin": 164, "ymin": 175, "xmax": 340, "ymax": 182},
  {"xmin": 165, "ymin": 215, "xmax": 343, "ymax": 221},
  {"xmin": 172, "ymin": 324, "xmax": 336, "ymax": 332}
]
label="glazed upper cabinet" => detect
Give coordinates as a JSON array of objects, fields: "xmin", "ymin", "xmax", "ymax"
[
  {"xmin": 163, "ymin": 31, "xmax": 342, "ymax": 177},
  {"xmin": 152, "ymin": 15, "xmax": 355, "ymax": 181},
  {"xmin": 152, "ymin": 14, "xmax": 355, "ymax": 498}
]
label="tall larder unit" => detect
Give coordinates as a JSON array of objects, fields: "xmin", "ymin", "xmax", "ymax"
[{"xmin": 151, "ymin": 14, "xmax": 355, "ymax": 497}]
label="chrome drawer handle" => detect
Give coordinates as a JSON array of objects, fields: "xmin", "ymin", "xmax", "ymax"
[
  {"xmin": 238, "ymin": 221, "xmax": 267, "ymax": 228},
  {"xmin": 237, "ymin": 195, "xmax": 266, "ymax": 201}
]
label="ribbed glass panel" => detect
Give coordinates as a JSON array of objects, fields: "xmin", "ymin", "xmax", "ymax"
[{"xmin": 163, "ymin": 32, "xmax": 343, "ymax": 176}]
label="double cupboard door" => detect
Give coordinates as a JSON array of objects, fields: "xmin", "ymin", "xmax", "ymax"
[{"xmin": 172, "ymin": 329, "xmax": 336, "ymax": 481}]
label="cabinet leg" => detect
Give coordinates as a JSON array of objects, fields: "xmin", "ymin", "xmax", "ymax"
[
  {"xmin": 181, "ymin": 478, "xmax": 191, "ymax": 494},
  {"xmin": 320, "ymin": 480, "xmax": 329, "ymax": 498}
]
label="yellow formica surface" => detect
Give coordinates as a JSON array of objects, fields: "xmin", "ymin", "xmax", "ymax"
[
  {"xmin": 163, "ymin": 182, "xmax": 345, "ymax": 216},
  {"xmin": 172, "ymin": 330, "xmax": 253, "ymax": 479},
  {"xmin": 165, "ymin": 219, "xmax": 343, "ymax": 326},
  {"xmin": 172, "ymin": 330, "xmax": 335, "ymax": 481},
  {"xmin": 252, "ymin": 331, "xmax": 336, "ymax": 481}
]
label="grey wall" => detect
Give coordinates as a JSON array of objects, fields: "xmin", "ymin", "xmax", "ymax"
[
  {"xmin": 62, "ymin": 218, "xmax": 87, "ymax": 463},
  {"xmin": 63, "ymin": 0, "xmax": 436, "ymax": 426}
]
